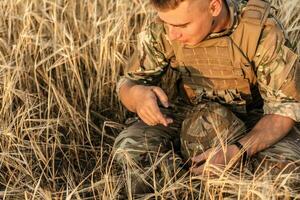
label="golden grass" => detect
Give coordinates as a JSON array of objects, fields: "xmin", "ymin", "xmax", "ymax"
[{"xmin": 0, "ymin": 0, "xmax": 299, "ymax": 199}]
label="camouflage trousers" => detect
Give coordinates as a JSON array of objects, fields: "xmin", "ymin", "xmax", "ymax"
[{"xmin": 113, "ymin": 102, "xmax": 300, "ymax": 194}]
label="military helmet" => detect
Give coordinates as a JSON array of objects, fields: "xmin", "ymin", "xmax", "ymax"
[{"xmin": 180, "ymin": 102, "xmax": 246, "ymax": 160}]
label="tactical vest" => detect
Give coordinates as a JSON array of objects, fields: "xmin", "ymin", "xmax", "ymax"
[{"xmin": 170, "ymin": 0, "xmax": 271, "ymax": 113}]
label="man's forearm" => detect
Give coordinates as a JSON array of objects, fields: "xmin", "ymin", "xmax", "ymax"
[
  {"xmin": 239, "ymin": 114, "xmax": 295, "ymax": 157},
  {"xmin": 119, "ymin": 79, "xmax": 139, "ymax": 113}
]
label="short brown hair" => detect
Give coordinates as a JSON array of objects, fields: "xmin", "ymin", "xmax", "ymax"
[{"xmin": 149, "ymin": 0, "xmax": 186, "ymax": 10}]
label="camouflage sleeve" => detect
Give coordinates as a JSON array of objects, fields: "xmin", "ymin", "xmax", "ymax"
[
  {"xmin": 254, "ymin": 17, "xmax": 300, "ymax": 122},
  {"xmin": 116, "ymin": 20, "xmax": 174, "ymax": 96}
]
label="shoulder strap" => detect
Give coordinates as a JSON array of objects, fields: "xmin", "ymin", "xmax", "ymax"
[
  {"xmin": 231, "ymin": 0, "xmax": 271, "ymax": 62},
  {"xmin": 242, "ymin": 0, "xmax": 271, "ymax": 26}
]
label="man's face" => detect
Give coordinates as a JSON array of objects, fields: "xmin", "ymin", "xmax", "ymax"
[{"xmin": 157, "ymin": 0, "xmax": 213, "ymax": 46}]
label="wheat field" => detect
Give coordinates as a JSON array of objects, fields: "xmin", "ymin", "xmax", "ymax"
[{"xmin": 0, "ymin": 0, "xmax": 299, "ymax": 199}]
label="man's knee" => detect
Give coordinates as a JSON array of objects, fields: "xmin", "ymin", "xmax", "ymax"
[
  {"xmin": 113, "ymin": 123, "xmax": 147, "ymax": 163},
  {"xmin": 113, "ymin": 122, "xmax": 176, "ymax": 163}
]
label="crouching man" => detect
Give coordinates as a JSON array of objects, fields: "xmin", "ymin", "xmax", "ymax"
[{"xmin": 113, "ymin": 0, "xmax": 300, "ymax": 195}]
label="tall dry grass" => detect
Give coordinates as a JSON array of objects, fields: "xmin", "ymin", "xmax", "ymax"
[{"xmin": 0, "ymin": 0, "xmax": 299, "ymax": 199}]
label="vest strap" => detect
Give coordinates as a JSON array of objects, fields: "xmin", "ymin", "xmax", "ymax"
[{"xmin": 242, "ymin": 0, "xmax": 271, "ymax": 26}]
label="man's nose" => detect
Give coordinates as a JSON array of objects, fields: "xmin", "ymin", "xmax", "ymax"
[{"xmin": 168, "ymin": 26, "xmax": 181, "ymax": 41}]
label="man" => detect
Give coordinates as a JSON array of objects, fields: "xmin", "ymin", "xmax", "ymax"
[{"xmin": 114, "ymin": 0, "xmax": 300, "ymax": 194}]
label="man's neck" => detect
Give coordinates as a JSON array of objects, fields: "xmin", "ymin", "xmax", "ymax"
[{"xmin": 212, "ymin": 0, "xmax": 230, "ymax": 33}]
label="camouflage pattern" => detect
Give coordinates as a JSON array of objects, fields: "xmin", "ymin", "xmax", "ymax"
[
  {"xmin": 113, "ymin": 118, "xmax": 185, "ymax": 194},
  {"xmin": 114, "ymin": 0, "xmax": 300, "ymax": 194},
  {"xmin": 113, "ymin": 102, "xmax": 300, "ymax": 193},
  {"xmin": 116, "ymin": 0, "xmax": 300, "ymax": 122}
]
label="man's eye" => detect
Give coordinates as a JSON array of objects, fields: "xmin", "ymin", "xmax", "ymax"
[
  {"xmin": 178, "ymin": 24, "xmax": 188, "ymax": 28},
  {"xmin": 172, "ymin": 25, "xmax": 185, "ymax": 29}
]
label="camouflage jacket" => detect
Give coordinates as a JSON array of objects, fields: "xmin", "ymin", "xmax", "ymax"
[{"xmin": 117, "ymin": 0, "xmax": 300, "ymax": 122}]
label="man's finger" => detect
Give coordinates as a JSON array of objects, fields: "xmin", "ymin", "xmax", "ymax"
[
  {"xmin": 151, "ymin": 87, "xmax": 169, "ymax": 108},
  {"xmin": 144, "ymin": 108, "xmax": 162, "ymax": 125},
  {"xmin": 191, "ymin": 148, "xmax": 213, "ymax": 163},
  {"xmin": 138, "ymin": 99, "xmax": 171, "ymax": 127},
  {"xmin": 190, "ymin": 164, "xmax": 205, "ymax": 175},
  {"xmin": 138, "ymin": 107, "xmax": 160, "ymax": 126},
  {"xmin": 155, "ymin": 109, "xmax": 170, "ymax": 126},
  {"xmin": 150, "ymin": 101, "xmax": 172, "ymax": 126},
  {"xmin": 138, "ymin": 112, "xmax": 156, "ymax": 126}
]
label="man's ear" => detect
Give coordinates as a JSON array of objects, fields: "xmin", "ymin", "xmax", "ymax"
[{"xmin": 209, "ymin": 0, "xmax": 222, "ymax": 17}]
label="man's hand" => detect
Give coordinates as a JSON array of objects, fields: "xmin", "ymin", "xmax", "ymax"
[
  {"xmin": 190, "ymin": 114, "xmax": 295, "ymax": 175},
  {"xmin": 190, "ymin": 145, "xmax": 240, "ymax": 175},
  {"xmin": 132, "ymin": 85, "xmax": 173, "ymax": 126},
  {"xmin": 119, "ymin": 80, "xmax": 173, "ymax": 126}
]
